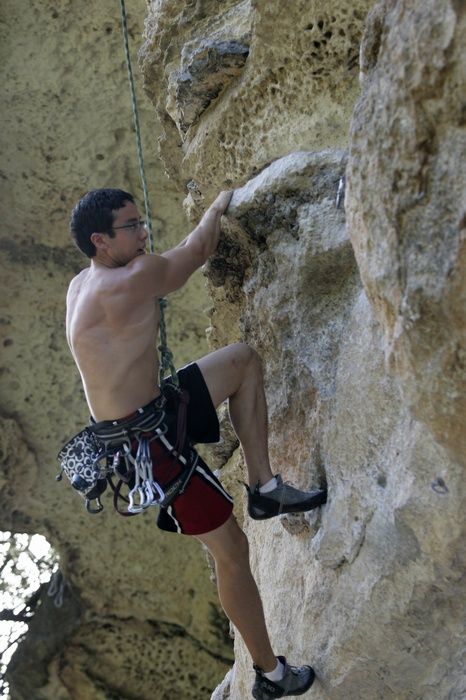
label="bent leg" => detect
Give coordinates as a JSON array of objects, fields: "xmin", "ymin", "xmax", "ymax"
[
  {"xmin": 196, "ymin": 514, "xmax": 277, "ymax": 672},
  {"xmin": 196, "ymin": 344, "xmax": 274, "ymax": 488}
]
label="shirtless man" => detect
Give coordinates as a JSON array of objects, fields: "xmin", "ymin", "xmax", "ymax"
[{"xmin": 66, "ymin": 187, "xmax": 327, "ymax": 699}]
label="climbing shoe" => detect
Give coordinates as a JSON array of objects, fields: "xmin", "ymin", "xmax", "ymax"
[
  {"xmin": 245, "ymin": 475, "xmax": 327, "ymax": 520},
  {"xmin": 252, "ymin": 656, "xmax": 315, "ymax": 699}
]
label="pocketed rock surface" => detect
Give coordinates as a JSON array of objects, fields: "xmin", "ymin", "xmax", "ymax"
[
  {"xmin": 0, "ymin": 0, "xmax": 231, "ymax": 698},
  {"xmin": 2, "ymin": 0, "xmax": 465, "ymax": 699},
  {"xmin": 141, "ymin": 1, "xmax": 464, "ymax": 699}
]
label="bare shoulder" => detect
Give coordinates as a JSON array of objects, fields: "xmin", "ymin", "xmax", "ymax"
[
  {"xmin": 126, "ymin": 252, "xmax": 165, "ymax": 276},
  {"xmin": 125, "ymin": 247, "xmax": 203, "ymax": 298},
  {"xmin": 67, "ymin": 267, "xmax": 89, "ymax": 289},
  {"xmin": 123, "ymin": 253, "xmax": 169, "ymax": 297},
  {"xmin": 66, "ymin": 268, "xmax": 89, "ymax": 300}
]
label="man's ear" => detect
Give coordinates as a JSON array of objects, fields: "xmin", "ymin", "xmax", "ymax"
[{"xmin": 90, "ymin": 232, "xmax": 109, "ymax": 251}]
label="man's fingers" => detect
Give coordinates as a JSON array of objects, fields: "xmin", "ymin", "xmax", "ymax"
[
  {"xmin": 209, "ymin": 189, "xmax": 234, "ymax": 215},
  {"xmin": 219, "ymin": 189, "xmax": 234, "ymax": 214}
]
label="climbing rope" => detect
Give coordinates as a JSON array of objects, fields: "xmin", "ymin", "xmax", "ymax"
[{"xmin": 118, "ymin": 0, "xmax": 179, "ymax": 386}]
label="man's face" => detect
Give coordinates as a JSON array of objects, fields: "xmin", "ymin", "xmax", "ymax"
[{"xmin": 103, "ymin": 200, "xmax": 147, "ymax": 266}]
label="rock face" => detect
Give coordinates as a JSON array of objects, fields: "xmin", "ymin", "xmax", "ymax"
[
  {"xmin": 1, "ymin": 0, "xmax": 231, "ymax": 698},
  {"xmin": 347, "ymin": 0, "xmax": 466, "ymax": 469},
  {"xmin": 2, "ymin": 0, "xmax": 465, "ymax": 699},
  {"xmin": 140, "ymin": 0, "xmax": 370, "ymax": 193},
  {"xmin": 140, "ymin": 0, "xmax": 465, "ymax": 699}
]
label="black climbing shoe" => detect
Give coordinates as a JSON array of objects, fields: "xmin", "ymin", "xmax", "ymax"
[
  {"xmin": 252, "ymin": 656, "xmax": 315, "ymax": 699},
  {"xmin": 245, "ymin": 475, "xmax": 327, "ymax": 520}
]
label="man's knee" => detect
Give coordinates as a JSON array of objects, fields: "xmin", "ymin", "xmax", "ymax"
[
  {"xmin": 229, "ymin": 342, "xmax": 262, "ymax": 377},
  {"xmin": 215, "ymin": 523, "xmax": 250, "ymax": 570}
]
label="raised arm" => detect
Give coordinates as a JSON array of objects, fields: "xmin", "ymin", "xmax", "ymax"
[
  {"xmin": 126, "ymin": 190, "xmax": 233, "ymax": 299},
  {"xmin": 171, "ymin": 190, "xmax": 233, "ymax": 259}
]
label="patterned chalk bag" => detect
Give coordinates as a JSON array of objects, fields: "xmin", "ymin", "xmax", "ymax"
[{"xmin": 57, "ymin": 427, "xmax": 110, "ymax": 512}]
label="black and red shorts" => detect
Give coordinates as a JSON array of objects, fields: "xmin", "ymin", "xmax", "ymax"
[{"xmin": 154, "ymin": 363, "xmax": 233, "ymax": 536}]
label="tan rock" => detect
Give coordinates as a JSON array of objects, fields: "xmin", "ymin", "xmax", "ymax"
[
  {"xmin": 1, "ymin": 0, "xmax": 230, "ymax": 697},
  {"xmin": 211, "ymin": 146, "xmax": 464, "ymax": 699},
  {"xmin": 3, "ymin": 0, "xmax": 465, "ymax": 698},
  {"xmin": 140, "ymin": 0, "xmax": 372, "ymax": 194},
  {"xmin": 347, "ymin": 0, "xmax": 466, "ymax": 469}
]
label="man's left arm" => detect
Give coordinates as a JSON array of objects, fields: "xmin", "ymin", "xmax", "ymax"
[
  {"xmin": 123, "ymin": 190, "xmax": 233, "ymax": 299},
  {"xmin": 164, "ymin": 190, "xmax": 233, "ymax": 260}
]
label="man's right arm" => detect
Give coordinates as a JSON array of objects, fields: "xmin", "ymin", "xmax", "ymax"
[{"xmin": 125, "ymin": 190, "xmax": 233, "ymax": 299}]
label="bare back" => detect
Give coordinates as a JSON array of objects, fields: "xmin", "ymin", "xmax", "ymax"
[{"xmin": 66, "ymin": 266, "xmax": 161, "ymax": 421}]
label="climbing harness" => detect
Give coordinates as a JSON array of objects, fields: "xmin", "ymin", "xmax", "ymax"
[
  {"xmin": 57, "ymin": 388, "xmax": 197, "ymax": 514},
  {"xmin": 118, "ymin": 0, "xmax": 178, "ymax": 386}
]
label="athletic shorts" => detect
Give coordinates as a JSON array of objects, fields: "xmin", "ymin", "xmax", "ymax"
[{"xmin": 155, "ymin": 363, "xmax": 233, "ymax": 536}]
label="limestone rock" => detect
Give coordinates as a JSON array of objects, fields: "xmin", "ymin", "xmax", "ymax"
[
  {"xmin": 347, "ymin": 0, "xmax": 466, "ymax": 469},
  {"xmin": 167, "ymin": 39, "xmax": 250, "ymax": 133},
  {"xmin": 211, "ymin": 666, "xmax": 235, "ymax": 700},
  {"xmin": 139, "ymin": 1, "xmax": 465, "ymax": 696},
  {"xmin": 3, "ymin": 0, "xmax": 465, "ymax": 698},
  {"xmin": 0, "ymin": 0, "xmax": 230, "ymax": 697},
  {"xmin": 6, "ymin": 576, "xmax": 81, "ymax": 700},
  {"xmin": 140, "ymin": 0, "xmax": 372, "ymax": 192},
  {"xmin": 211, "ymin": 147, "xmax": 464, "ymax": 700}
]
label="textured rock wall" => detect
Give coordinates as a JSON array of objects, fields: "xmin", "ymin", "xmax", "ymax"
[
  {"xmin": 2, "ymin": 0, "xmax": 465, "ymax": 698},
  {"xmin": 1, "ymin": 0, "xmax": 231, "ymax": 698},
  {"xmin": 347, "ymin": 0, "xmax": 466, "ymax": 468},
  {"xmin": 139, "ymin": 1, "xmax": 465, "ymax": 699},
  {"xmin": 140, "ymin": 0, "xmax": 369, "ymax": 196}
]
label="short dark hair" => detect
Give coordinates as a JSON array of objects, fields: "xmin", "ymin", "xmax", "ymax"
[{"xmin": 69, "ymin": 188, "xmax": 135, "ymax": 257}]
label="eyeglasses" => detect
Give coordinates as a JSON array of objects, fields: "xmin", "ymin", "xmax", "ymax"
[{"xmin": 112, "ymin": 219, "xmax": 147, "ymax": 232}]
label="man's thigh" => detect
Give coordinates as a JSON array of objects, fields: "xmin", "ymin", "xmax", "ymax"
[
  {"xmin": 195, "ymin": 513, "xmax": 247, "ymax": 562},
  {"xmin": 196, "ymin": 343, "xmax": 254, "ymax": 409}
]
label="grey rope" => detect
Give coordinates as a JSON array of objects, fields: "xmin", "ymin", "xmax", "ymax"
[
  {"xmin": 118, "ymin": 0, "xmax": 153, "ymax": 243},
  {"xmin": 118, "ymin": 0, "xmax": 179, "ymax": 386}
]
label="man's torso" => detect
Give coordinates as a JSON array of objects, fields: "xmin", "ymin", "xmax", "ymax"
[{"xmin": 66, "ymin": 266, "xmax": 161, "ymax": 421}]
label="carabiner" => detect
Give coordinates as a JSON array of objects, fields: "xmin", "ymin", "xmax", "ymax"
[
  {"xmin": 128, "ymin": 485, "xmax": 146, "ymax": 513},
  {"xmin": 150, "ymin": 479, "xmax": 165, "ymax": 504},
  {"xmin": 86, "ymin": 497, "xmax": 104, "ymax": 514}
]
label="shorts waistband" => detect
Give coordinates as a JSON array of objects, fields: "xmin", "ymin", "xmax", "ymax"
[{"xmin": 90, "ymin": 392, "xmax": 165, "ymax": 427}]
